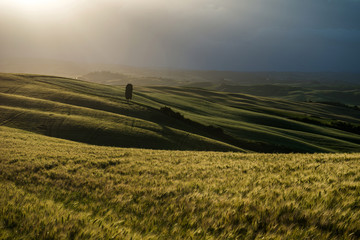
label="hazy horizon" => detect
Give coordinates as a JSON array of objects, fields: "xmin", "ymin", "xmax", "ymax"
[{"xmin": 1, "ymin": 0, "xmax": 360, "ymax": 72}]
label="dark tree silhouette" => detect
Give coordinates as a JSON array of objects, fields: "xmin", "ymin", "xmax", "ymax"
[{"xmin": 125, "ymin": 83, "xmax": 133, "ymax": 103}]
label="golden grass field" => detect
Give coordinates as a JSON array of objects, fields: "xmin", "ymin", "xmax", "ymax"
[{"xmin": 1, "ymin": 126, "xmax": 360, "ymax": 239}]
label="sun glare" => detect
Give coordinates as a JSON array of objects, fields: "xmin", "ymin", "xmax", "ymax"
[{"xmin": 9, "ymin": 0, "xmax": 60, "ymax": 12}]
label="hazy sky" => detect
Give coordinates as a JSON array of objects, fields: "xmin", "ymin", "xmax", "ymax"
[{"xmin": 1, "ymin": 0, "xmax": 360, "ymax": 71}]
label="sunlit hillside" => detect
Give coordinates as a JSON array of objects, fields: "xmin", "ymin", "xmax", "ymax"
[
  {"xmin": 0, "ymin": 73, "xmax": 242, "ymax": 152},
  {"xmin": 1, "ymin": 73, "xmax": 360, "ymax": 152},
  {"xmin": 1, "ymin": 73, "xmax": 360, "ymax": 239}
]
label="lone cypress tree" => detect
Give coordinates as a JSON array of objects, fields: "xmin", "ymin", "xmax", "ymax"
[{"xmin": 125, "ymin": 83, "xmax": 133, "ymax": 103}]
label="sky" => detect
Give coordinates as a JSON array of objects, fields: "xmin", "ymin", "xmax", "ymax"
[{"xmin": 0, "ymin": 0, "xmax": 360, "ymax": 72}]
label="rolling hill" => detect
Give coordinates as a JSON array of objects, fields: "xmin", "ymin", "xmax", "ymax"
[
  {"xmin": 0, "ymin": 73, "xmax": 240, "ymax": 152},
  {"xmin": 1, "ymin": 73, "xmax": 360, "ymax": 239},
  {"xmin": 182, "ymin": 82, "xmax": 360, "ymax": 106},
  {"xmin": 1, "ymin": 73, "xmax": 360, "ymax": 152}
]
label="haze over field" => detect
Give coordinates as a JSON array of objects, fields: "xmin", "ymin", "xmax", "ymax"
[{"xmin": 1, "ymin": 0, "xmax": 360, "ymax": 72}]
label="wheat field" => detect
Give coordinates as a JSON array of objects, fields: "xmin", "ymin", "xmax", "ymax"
[{"xmin": 1, "ymin": 126, "xmax": 360, "ymax": 239}]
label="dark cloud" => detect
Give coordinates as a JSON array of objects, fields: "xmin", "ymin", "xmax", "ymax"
[{"xmin": 0, "ymin": 0, "xmax": 359, "ymax": 71}]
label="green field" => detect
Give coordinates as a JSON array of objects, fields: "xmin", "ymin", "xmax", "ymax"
[
  {"xmin": 1, "ymin": 73, "xmax": 360, "ymax": 153},
  {"xmin": 184, "ymin": 82, "xmax": 360, "ymax": 106},
  {"xmin": 1, "ymin": 73, "xmax": 360, "ymax": 239},
  {"xmin": 0, "ymin": 73, "xmax": 243, "ymax": 152},
  {"xmin": 1, "ymin": 126, "xmax": 360, "ymax": 239}
]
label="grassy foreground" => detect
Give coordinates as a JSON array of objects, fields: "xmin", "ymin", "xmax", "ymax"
[{"xmin": 1, "ymin": 126, "xmax": 360, "ymax": 239}]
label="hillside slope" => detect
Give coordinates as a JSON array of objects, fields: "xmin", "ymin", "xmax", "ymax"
[
  {"xmin": 0, "ymin": 73, "xmax": 242, "ymax": 152},
  {"xmin": 182, "ymin": 80, "xmax": 360, "ymax": 106},
  {"xmin": 133, "ymin": 86, "xmax": 360, "ymax": 153},
  {"xmin": 1, "ymin": 73, "xmax": 360, "ymax": 152}
]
